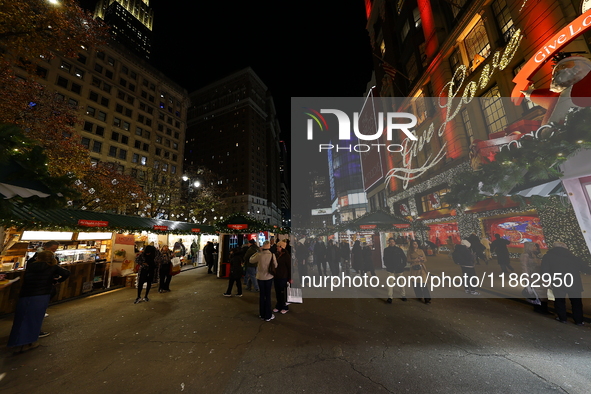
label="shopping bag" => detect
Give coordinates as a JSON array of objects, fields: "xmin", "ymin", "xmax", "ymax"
[
  {"xmin": 287, "ymin": 283, "xmax": 303, "ymax": 304},
  {"xmin": 547, "ymin": 288, "xmax": 555, "ymax": 301},
  {"xmin": 170, "ymin": 264, "xmax": 181, "ymax": 276}
]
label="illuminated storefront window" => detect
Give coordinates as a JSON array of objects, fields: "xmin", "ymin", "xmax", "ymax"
[{"xmin": 419, "ymin": 187, "xmax": 450, "ymax": 213}]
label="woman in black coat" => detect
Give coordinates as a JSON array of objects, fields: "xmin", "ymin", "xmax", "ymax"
[
  {"xmin": 8, "ymin": 250, "xmax": 70, "ymax": 353},
  {"xmin": 135, "ymin": 245, "xmax": 158, "ymax": 303},
  {"xmin": 223, "ymin": 248, "xmax": 244, "ymax": 296}
]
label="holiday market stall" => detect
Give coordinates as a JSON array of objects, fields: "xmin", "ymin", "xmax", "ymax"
[
  {"xmin": 212, "ymin": 214, "xmax": 289, "ymax": 278},
  {"xmin": 338, "ymin": 210, "xmax": 410, "ymax": 271},
  {"xmin": 0, "ymin": 204, "xmax": 214, "ymax": 315}
]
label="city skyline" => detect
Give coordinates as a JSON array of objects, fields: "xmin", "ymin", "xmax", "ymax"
[{"xmin": 80, "ymin": 0, "xmax": 376, "ymax": 138}]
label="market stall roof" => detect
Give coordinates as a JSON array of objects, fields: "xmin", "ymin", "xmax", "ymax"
[
  {"xmin": 3, "ymin": 204, "xmax": 215, "ymax": 235},
  {"xmin": 0, "ymin": 160, "xmax": 54, "ymax": 199},
  {"xmin": 341, "ymin": 210, "xmax": 411, "ymax": 231},
  {"xmin": 214, "ymin": 213, "xmax": 288, "ymax": 234}
]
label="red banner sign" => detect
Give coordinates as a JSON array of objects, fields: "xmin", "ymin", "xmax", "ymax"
[
  {"xmin": 227, "ymin": 224, "xmax": 248, "ymax": 230},
  {"xmin": 359, "ymin": 224, "xmax": 377, "ymax": 229},
  {"xmin": 392, "ymin": 224, "xmax": 410, "ymax": 229},
  {"xmin": 191, "ymin": 228, "xmax": 201, "ymax": 233},
  {"xmin": 153, "ymin": 225, "xmax": 168, "ymax": 231},
  {"xmin": 115, "ymin": 234, "xmax": 135, "ymax": 245},
  {"xmin": 512, "ymin": 9, "xmax": 591, "ymax": 104},
  {"xmin": 78, "ymin": 220, "xmax": 108, "ymax": 227}
]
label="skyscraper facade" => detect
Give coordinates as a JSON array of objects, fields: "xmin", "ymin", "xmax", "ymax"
[
  {"xmin": 93, "ymin": 0, "xmax": 154, "ymax": 60},
  {"xmin": 23, "ymin": 0, "xmax": 188, "ymax": 216},
  {"xmin": 185, "ymin": 68, "xmax": 282, "ymax": 226}
]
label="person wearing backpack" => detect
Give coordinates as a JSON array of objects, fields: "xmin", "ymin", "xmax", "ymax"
[
  {"xmin": 383, "ymin": 237, "xmax": 408, "ymax": 303},
  {"xmin": 452, "ymin": 239, "xmax": 479, "ymax": 295},
  {"xmin": 250, "ymin": 241, "xmax": 277, "ymax": 321}
]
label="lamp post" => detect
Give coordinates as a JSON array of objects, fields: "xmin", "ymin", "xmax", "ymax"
[{"xmin": 182, "ymin": 175, "xmax": 201, "ymax": 223}]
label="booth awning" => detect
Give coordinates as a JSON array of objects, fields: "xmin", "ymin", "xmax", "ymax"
[
  {"xmin": 341, "ymin": 210, "xmax": 411, "ymax": 231},
  {"xmin": 3, "ymin": 204, "xmax": 215, "ymax": 235},
  {"xmin": 508, "ymin": 179, "xmax": 564, "ymax": 198},
  {"xmin": 213, "ymin": 213, "xmax": 287, "ymax": 234}
]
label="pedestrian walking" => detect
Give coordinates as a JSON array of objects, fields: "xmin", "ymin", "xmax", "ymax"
[
  {"xmin": 351, "ymin": 240, "xmax": 363, "ymax": 275},
  {"xmin": 445, "ymin": 236, "xmax": 456, "ymax": 261},
  {"xmin": 295, "ymin": 241, "xmax": 309, "ymax": 283},
  {"xmin": 490, "ymin": 234, "xmax": 514, "ymax": 273},
  {"xmin": 204, "ymin": 241, "xmax": 215, "ymax": 274},
  {"xmin": 223, "ymin": 247, "xmax": 244, "ymax": 297},
  {"xmin": 408, "ymin": 240, "xmax": 431, "ymax": 304},
  {"xmin": 243, "ymin": 239, "xmax": 260, "ymax": 291},
  {"xmin": 467, "ymin": 232, "xmax": 487, "ymax": 265},
  {"xmin": 8, "ymin": 250, "xmax": 70, "ymax": 354},
  {"xmin": 452, "ymin": 240, "xmax": 479, "ymax": 295},
  {"xmin": 362, "ymin": 242, "xmax": 376, "ymax": 276},
  {"xmin": 190, "ymin": 240, "xmax": 199, "ymax": 266},
  {"xmin": 340, "ymin": 241, "xmax": 351, "ymax": 275},
  {"xmin": 158, "ymin": 245, "xmax": 173, "ymax": 293},
  {"xmin": 383, "ymin": 237, "xmax": 408, "ymax": 303},
  {"xmin": 250, "ymin": 241, "xmax": 278, "ymax": 321},
  {"xmin": 313, "ymin": 239, "xmax": 327, "ymax": 276},
  {"xmin": 327, "ymin": 239, "xmax": 340, "ymax": 276},
  {"xmin": 481, "ymin": 235, "xmax": 492, "ymax": 260},
  {"xmin": 541, "ymin": 242, "xmax": 591, "ymax": 325},
  {"xmin": 273, "ymin": 240, "xmax": 292, "ymax": 314},
  {"xmin": 134, "ymin": 245, "xmax": 158, "ymax": 303}
]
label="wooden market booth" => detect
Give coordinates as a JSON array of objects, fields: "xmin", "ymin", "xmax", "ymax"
[
  {"xmin": 212, "ymin": 214, "xmax": 289, "ymax": 278},
  {"xmin": 0, "ymin": 204, "xmax": 214, "ymax": 315},
  {"xmin": 338, "ymin": 210, "xmax": 411, "ymax": 272}
]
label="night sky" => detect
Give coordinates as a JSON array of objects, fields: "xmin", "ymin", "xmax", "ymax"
[{"xmin": 80, "ymin": 0, "xmax": 375, "ymax": 140}]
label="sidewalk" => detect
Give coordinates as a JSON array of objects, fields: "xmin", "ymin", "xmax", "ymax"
[{"xmin": 421, "ymin": 252, "xmax": 591, "ymax": 321}]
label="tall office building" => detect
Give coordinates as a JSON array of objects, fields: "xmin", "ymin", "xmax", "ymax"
[
  {"xmin": 94, "ymin": 0, "xmax": 154, "ymax": 60},
  {"xmin": 17, "ymin": 1, "xmax": 188, "ymax": 216},
  {"xmin": 185, "ymin": 68, "xmax": 282, "ymax": 226}
]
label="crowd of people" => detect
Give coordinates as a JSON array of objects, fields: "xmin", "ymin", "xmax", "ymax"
[
  {"xmin": 6, "ymin": 233, "xmax": 590, "ymax": 354},
  {"xmin": 222, "ymin": 238, "xmax": 292, "ymax": 322}
]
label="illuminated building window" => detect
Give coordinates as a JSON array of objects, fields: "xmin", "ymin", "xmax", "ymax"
[
  {"xmin": 464, "ymin": 19, "xmax": 490, "ymax": 68},
  {"xmin": 480, "ymin": 85, "xmax": 508, "ymax": 135},
  {"xmin": 419, "ymin": 187, "xmax": 450, "ymax": 213},
  {"xmin": 492, "ymin": 0, "xmax": 515, "ymax": 43},
  {"xmin": 461, "ymin": 108, "xmax": 474, "ymax": 143}
]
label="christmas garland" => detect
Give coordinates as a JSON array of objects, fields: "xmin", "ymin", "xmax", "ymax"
[{"xmin": 445, "ymin": 107, "xmax": 591, "ymax": 208}]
